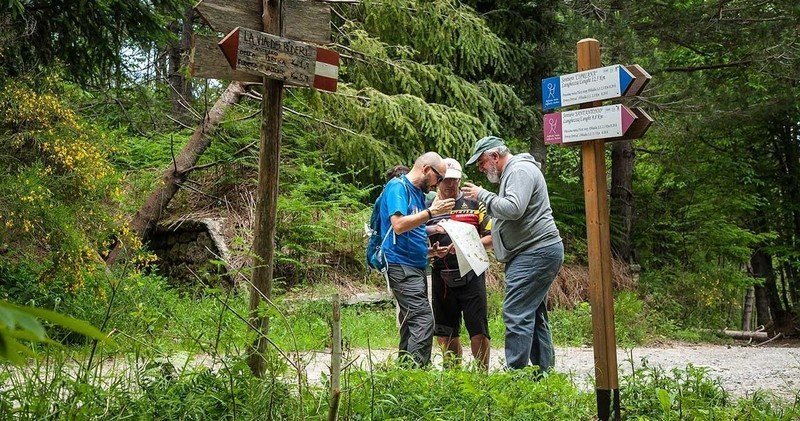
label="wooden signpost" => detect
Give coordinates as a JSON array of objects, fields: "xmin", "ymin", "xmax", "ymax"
[
  {"xmin": 218, "ymin": 27, "xmax": 340, "ymax": 92},
  {"xmin": 190, "ymin": 0, "xmax": 331, "ymax": 82},
  {"xmin": 195, "ymin": 0, "xmax": 331, "ymax": 44},
  {"xmin": 542, "ymin": 39, "xmax": 653, "ymax": 420},
  {"xmin": 189, "ymin": 0, "xmax": 338, "ymax": 377}
]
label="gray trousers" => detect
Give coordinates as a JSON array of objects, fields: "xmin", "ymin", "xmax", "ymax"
[
  {"xmin": 386, "ymin": 264, "xmax": 433, "ymax": 367},
  {"xmin": 503, "ymin": 241, "xmax": 564, "ymax": 370}
]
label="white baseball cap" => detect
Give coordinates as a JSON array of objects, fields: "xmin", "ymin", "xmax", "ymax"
[{"xmin": 443, "ymin": 158, "xmax": 462, "ymax": 179}]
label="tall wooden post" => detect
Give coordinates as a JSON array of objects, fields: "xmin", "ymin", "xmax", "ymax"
[
  {"xmin": 577, "ymin": 38, "xmax": 620, "ymax": 420},
  {"xmin": 328, "ymin": 294, "xmax": 342, "ymax": 421},
  {"xmin": 248, "ymin": 0, "xmax": 284, "ymax": 377}
]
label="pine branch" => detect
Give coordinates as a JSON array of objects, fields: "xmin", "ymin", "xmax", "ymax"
[{"xmin": 663, "ymin": 60, "xmax": 753, "ymax": 72}]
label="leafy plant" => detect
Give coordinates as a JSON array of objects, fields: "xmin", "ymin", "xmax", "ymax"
[{"xmin": 0, "ymin": 300, "xmax": 108, "ymax": 363}]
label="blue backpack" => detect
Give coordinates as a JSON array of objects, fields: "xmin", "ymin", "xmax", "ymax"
[{"xmin": 365, "ymin": 179, "xmax": 411, "ymax": 272}]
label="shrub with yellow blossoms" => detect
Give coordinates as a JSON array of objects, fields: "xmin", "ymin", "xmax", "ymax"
[{"xmin": 0, "ymin": 79, "xmax": 132, "ymax": 293}]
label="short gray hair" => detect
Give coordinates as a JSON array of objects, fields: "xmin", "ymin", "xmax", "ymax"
[{"xmin": 484, "ymin": 145, "xmax": 510, "ymax": 157}]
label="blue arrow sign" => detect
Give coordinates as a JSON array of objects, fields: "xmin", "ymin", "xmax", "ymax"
[{"xmin": 542, "ymin": 65, "xmax": 635, "ymax": 111}]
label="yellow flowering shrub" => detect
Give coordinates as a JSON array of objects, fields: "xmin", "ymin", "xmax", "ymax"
[{"xmin": 0, "ymin": 79, "xmax": 130, "ymax": 292}]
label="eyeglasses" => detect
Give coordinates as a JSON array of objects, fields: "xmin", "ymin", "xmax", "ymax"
[{"xmin": 429, "ymin": 166, "xmax": 444, "ymax": 184}]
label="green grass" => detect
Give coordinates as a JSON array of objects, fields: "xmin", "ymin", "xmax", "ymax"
[
  {"xmin": 4, "ymin": 274, "xmax": 798, "ymax": 420},
  {"xmin": 51, "ymin": 272, "xmax": 703, "ymax": 357},
  {"xmin": 3, "ymin": 350, "xmax": 797, "ymax": 420}
]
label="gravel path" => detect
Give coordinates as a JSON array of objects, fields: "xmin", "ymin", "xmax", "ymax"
[{"xmin": 302, "ymin": 344, "xmax": 800, "ymax": 399}]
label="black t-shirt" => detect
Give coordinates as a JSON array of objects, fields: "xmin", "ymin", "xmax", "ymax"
[{"xmin": 426, "ymin": 194, "xmax": 491, "ymax": 270}]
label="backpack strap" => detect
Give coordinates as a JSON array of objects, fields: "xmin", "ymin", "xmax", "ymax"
[{"xmin": 389, "ymin": 176, "xmax": 415, "ymax": 245}]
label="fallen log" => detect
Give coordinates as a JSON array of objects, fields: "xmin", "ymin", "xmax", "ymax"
[
  {"xmin": 722, "ymin": 330, "xmax": 769, "ymax": 341},
  {"xmin": 105, "ymin": 81, "xmax": 247, "ymax": 265}
]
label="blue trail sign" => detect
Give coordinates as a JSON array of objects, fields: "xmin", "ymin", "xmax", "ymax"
[{"xmin": 542, "ymin": 64, "xmax": 636, "ymax": 110}]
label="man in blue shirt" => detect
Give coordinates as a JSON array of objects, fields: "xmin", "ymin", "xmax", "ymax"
[{"xmin": 379, "ymin": 152, "xmax": 455, "ymax": 367}]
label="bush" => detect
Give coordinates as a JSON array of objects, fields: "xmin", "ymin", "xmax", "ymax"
[
  {"xmin": 549, "ymin": 291, "xmax": 662, "ymax": 347},
  {"xmin": 639, "ymin": 265, "xmax": 752, "ymax": 330},
  {"xmin": 0, "ymin": 77, "xmax": 131, "ymax": 295}
]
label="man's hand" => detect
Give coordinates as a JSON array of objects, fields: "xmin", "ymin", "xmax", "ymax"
[
  {"xmin": 429, "ymin": 197, "xmax": 455, "ymax": 215},
  {"xmin": 428, "ymin": 241, "xmax": 453, "ymax": 258},
  {"xmin": 461, "ymin": 182, "xmax": 484, "ymax": 201}
]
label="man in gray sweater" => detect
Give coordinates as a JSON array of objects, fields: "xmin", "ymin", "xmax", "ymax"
[{"xmin": 461, "ymin": 136, "xmax": 564, "ymax": 371}]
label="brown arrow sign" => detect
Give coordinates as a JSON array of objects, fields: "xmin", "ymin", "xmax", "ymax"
[
  {"xmin": 219, "ymin": 27, "xmax": 340, "ymax": 92},
  {"xmin": 190, "ymin": 0, "xmax": 331, "ymax": 81},
  {"xmin": 195, "ymin": 0, "xmax": 331, "ymax": 45},
  {"xmin": 608, "ymin": 107, "xmax": 653, "ymax": 141},
  {"xmin": 190, "ymin": 34, "xmax": 262, "ymax": 82},
  {"xmin": 623, "ymin": 65, "xmax": 651, "ymax": 97}
]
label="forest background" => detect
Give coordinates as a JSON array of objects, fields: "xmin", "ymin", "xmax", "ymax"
[{"xmin": 0, "ymin": 0, "xmax": 799, "ymax": 418}]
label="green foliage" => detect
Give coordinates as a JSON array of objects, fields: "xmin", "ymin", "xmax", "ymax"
[
  {"xmin": 361, "ymin": 0, "xmax": 507, "ymax": 77},
  {"xmin": 550, "ymin": 291, "xmax": 666, "ymax": 347},
  {"xmin": 639, "ymin": 266, "xmax": 752, "ymax": 329},
  {"xmin": 52, "ymin": 272, "xmax": 251, "ymax": 353},
  {"xmin": 345, "ymin": 367, "xmax": 594, "ymax": 419},
  {"xmin": 0, "ymin": 350, "xmax": 302, "ymax": 419},
  {"xmin": 622, "ymin": 361, "xmax": 799, "ymax": 420},
  {"xmin": 1, "ymin": 0, "xmax": 187, "ymax": 85},
  {"xmin": 291, "ymin": 0, "xmax": 540, "ymax": 183},
  {"xmin": 0, "ymin": 300, "xmax": 108, "ymax": 363},
  {"xmin": 4, "ymin": 348, "xmax": 797, "ymax": 419},
  {"xmin": 0, "ymin": 77, "xmax": 131, "ymax": 292}
]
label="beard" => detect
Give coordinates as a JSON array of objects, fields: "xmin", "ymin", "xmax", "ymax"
[
  {"xmin": 421, "ymin": 179, "xmax": 433, "ymax": 194},
  {"xmin": 486, "ymin": 162, "xmax": 501, "ymax": 183}
]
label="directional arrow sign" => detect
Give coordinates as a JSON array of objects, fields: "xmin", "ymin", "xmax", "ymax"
[
  {"xmin": 218, "ymin": 27, "xmax": 339, "ymax": 92},
  {"xmin": 191, "ymin": 35, "xmax": 262, "ymax": 82},
  {"xmin": 608, "ymin": 107, "xmax": 653, "ymax": 141},
  {"xmin": 542, "ymin": 65, "xmax": 635, "ymax": 111},
  {"xmin": 624, "ymin": 65, "xmax": 651, "ymax": 98},
  {"xmin": 543, "ymin": 104, "xmax": 636, "ymax": 145}
]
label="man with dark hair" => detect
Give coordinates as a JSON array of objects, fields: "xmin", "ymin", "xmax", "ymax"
[
  {"xmin": 378, "ymin": 152, "xmax": 454, "ymax": 367},
  {"xmin": 426, "ymin": 158, "xmax": 492, "ymax": 369},
  {"xmin": 385, "ymin": 165, "xmax": 410, "ymax": 181},
  {"xmin": 462, "ymin": 136, "xmax": 563, "ymax": 371}
]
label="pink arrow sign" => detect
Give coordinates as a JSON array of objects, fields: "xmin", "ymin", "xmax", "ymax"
[{"xmin": 544, "ymin": 104, "xmax": 636, "ymax": 145}]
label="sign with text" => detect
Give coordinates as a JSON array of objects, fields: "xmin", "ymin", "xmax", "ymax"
[
  {"xmin": 543, "ymin": 104, "xmax": 636, "ymax": 144},
  {"xmin": 542, "ymin": 65, "xmax": 635, "ymax": 110},
  {"xmin": 218, "ymin": 27, "xmax": 339, "ymax": 92}
]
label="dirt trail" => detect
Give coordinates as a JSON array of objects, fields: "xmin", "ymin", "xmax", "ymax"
[{"xmin": 300, "ymin": 344, "xmax": 800, "ymax": 399}]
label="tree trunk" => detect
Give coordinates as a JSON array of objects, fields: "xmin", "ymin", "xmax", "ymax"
[
  {"xmin": 328, "ymin": 294, "xmax": 342, "ymax": 421},
  {"xmin": 754, "ymin": 284, "xmax": 771, "ymax": 327},
  {"xmin": 167, "ymin": 20, "xmax": 182, "ymax": 116},
  {"xmin": 167, "ymin": 7, "xmax": 194, "ymax": 118},
  {"xmin": 751, "ymin": 248, "xmax": 787, "ymax": 335},
  {"xmin": 742, "ymin": 286, "xmax": 755, "ymax": 331},
  {"xmin": 779, "ymin": 121, "xmax": 799, "ymax": 310},
  {"xmin": 105, "ymin": 82, "xmax": 247, "ymax": 265},
  {"xmin": 529, "ymin": 134, "xmax": 548, "ymax": 172},
  {"xmin": 179, "ymin": 6, "xmax": 194, "ymax": 99},
  {"xmin": 610, "ymin": 140, "xmax": 635, "ymax": 262},
  {"xmin": 779, "ymin": 263, "xmax": 791, "ymax": 312},
  {"xmin": 787, "ymin": 262, "xmax": 799, "ymax": 310}
]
